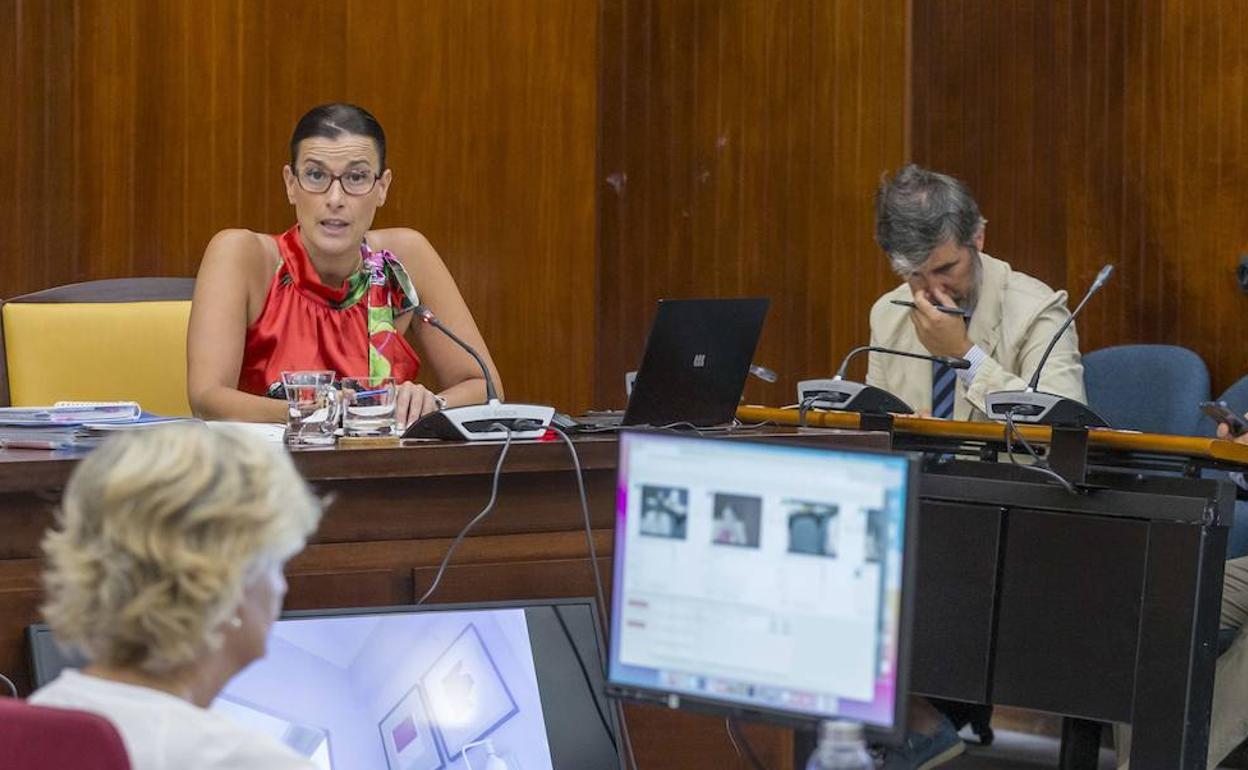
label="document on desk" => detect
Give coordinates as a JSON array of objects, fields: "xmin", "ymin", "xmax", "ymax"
[
  {"xmin": 207, "ymin": 421, "xmax": 287, "ymax": 444},
  {"xmin": 0, "ymin": 401, "xmax": 200, "ymax": 448}
]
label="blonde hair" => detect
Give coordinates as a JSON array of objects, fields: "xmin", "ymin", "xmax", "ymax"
[{"xmin": 41, "ymin": 424, "xmax": 322, "ymax": 675}]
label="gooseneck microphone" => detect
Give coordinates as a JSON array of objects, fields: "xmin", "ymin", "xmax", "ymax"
[
  {"xmin": 1026, "ymin": 264, "xmax": 1114, "ymax": 392},
  {"xmin": 797, "ymin": 346, "xmax": 972, "ymax": 415},
  {"xmin": 414, "ymin": 305, "xmax": 500, "ymax": 401},
  {"xmin": 834, "ymin": 346, "xmax": 971, "ymax": 380},
  {"xmin": 403, "ymin": 305, "xmax": 554, "ymax": 441},
  {"xmin": 984, "ymin": 265, "xmax": 1115, "ymax": 427}
]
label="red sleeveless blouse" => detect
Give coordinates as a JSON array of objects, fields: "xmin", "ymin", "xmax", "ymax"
[{"xmin": 238, "ymin": 226, "xmax": 421, "ymax": 396}]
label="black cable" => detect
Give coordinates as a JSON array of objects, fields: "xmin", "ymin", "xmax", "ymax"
[
  {"xmin": 543, "ymin": 424, "xmax": 639, "ymax": 770},
  {"xmin": 552, "ymin": 605, "xmax": 618, "ymax": 752},
  {"xmin": 796, "ymin": 394, "xmax": 822, "ymax": 428},
  {"xmin": 0, "ymin": 672, "xmax": 16, "ymax": 697},
  {"xmin": 728, "ymin": 716, "xmax": 769, "ymax": 770},
  {"xmin": 1004, "ymin": 408, "xmax": 1078, "ymax": 495},
  {"xmin": 416, "ymin": 425, "xmax": 515, "ymax": 605}
]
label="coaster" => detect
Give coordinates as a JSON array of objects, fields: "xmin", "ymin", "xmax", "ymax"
[{"xmin": 337, "ymin": 434, "xmax": 401, "ymax": 449}]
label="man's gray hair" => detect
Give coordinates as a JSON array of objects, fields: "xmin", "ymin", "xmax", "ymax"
[{"xmin": 874, "ymin": 164, "xmax": 986, "ymax": 276}]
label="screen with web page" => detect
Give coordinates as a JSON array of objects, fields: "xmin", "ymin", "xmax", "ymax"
[{"xmin": 606, "ymin": 431, "xmax": 915, "ymax": 736}]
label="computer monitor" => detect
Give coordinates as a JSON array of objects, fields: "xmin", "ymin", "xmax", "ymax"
[
  {"xmin": 29, "ymin": 599, "xmax": 619, "ymax": 770},
  {"xmin": 605, "ymin": 431, "xmax": 917, "ymax": 740}
]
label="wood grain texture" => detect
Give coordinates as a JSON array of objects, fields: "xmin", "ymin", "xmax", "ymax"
[
  {"xmin": 0, "ymin": 0, "xmax": 598, "ymax": 412},
  {"xmin": 597, "ymin": 0, "xmax": 910, "ymax": 408},
  {"xmin": 911, "ymin": 0, "xmax": 1248, "ymax": 395}
]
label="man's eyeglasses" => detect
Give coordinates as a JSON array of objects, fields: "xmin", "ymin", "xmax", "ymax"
[{"xmin": 295, "ymin": 166, "xmax": 380, "ymax": 196}]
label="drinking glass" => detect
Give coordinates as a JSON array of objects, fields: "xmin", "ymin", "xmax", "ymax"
[
  {"xmin": 340, "ymin": 376, "xmax": 398, "ymax": 437},
  {"xmin": 281, "ymin": 371, "xmax": 340, "ymax": 446}
]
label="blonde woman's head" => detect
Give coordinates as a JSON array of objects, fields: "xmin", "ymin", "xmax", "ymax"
[{"xmin": 41, "ymin": 424, "xmax": 322, "ymax": 676}]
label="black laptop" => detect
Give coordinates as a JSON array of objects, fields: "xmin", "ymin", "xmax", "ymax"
[{"xmin": 582, "ymin": 297, "xmax": 769, "ymax": 428}]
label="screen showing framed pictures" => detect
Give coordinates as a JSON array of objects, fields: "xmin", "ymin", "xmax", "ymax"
[{"xmin": 379, "ymin": 680, "xmax": 444, "ymax": 770}]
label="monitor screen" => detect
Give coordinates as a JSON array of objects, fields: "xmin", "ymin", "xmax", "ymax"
[
  {"xmin": 29, "ymin": 599, "xmax": 619, "ymax": 770},
  {"xmin": 606, "ymin": 431, "xmax": 916, "ymax": 737}
]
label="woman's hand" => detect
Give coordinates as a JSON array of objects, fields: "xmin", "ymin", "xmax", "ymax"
[{"xmin": 395, "ymin": 382, "xmax": 442, "ymax": 427}]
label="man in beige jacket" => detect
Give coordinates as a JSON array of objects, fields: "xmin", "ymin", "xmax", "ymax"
[
  {"xmin": 866, "ymin": 165, "xmax": 1086, "ymax": 422},
  {"xmin": 870, "ymin": 165, "xmax": 1087, "ymax": 770}
]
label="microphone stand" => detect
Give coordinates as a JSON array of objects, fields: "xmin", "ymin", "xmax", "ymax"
[
  {"xmin": 984, "ymin": 265, "xmax": 1114, "ymax": 429},
  {"xmin": 983, "ymin": 264, "xmax": 1115, "ymax": 486},
  {"xmin": 402, "ymin": 306, "xmax": 554, "ymax": 441}
]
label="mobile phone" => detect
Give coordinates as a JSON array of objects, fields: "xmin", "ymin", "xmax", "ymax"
[
  {"xmin": 1200, "ymin": 400, "xmax": 1248, "ymax": 437},
  {"xmin": 890, "ymin": 299, "xmax": 969, "ymax": 317}
]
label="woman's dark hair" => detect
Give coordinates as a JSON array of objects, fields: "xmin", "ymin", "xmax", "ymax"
[{"xmin": 290, "ymin": 103, "xmax": 387, "ymax": 170}]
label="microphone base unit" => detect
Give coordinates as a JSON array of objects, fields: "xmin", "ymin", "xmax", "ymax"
[
  {"xmin": 403, "ymin": 400, "xmax": 555, "ymax": 441},
  {"xmin": 796, "ymin": 378, "xmax": 914, "ymax": 415},
  {"xmin": 985, "ymin": 390, "xmax": 1110, "ymax": 429}
]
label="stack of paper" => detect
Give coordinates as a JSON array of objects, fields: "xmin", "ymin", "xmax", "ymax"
[{"xmin": 0, "ymin": 402, "xmax": 195, "ymax": 449}]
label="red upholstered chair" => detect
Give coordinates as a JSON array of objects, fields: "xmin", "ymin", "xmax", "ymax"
[{"xmin": 0, "ymin": 697, "xmax": 131, "ymax": 770}]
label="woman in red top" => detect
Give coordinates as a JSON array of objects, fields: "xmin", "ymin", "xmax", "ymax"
[{"xmin": 188, "ymin": 104, "xmax": 501, "ymax": 425}]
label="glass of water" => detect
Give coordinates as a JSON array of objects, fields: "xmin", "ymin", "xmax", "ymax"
[
  {"xmin": 281, "ymin": 370, "xmax": 340, "ymax": 446},
  {"xmin": 340, "ymin": 376, "xmax": 398, "ymax": 437}
]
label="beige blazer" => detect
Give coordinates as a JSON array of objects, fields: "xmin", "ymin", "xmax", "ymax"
[{"xmin": 865, "ymin": 252, "xmax": 1086, "ymax": 422}]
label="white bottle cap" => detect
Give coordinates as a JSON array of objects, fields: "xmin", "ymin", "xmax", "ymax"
[{"xmin": 822, "ymin": 719, "xmax": 864, "ymax": 744}]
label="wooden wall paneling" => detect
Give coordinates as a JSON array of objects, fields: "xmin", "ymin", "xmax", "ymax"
[
  {"xmin": 597, "ymin": 0, "xmax": 908, "ymax": 409},
  {"xmin": 3, "ymin": 1, "xmax": 598, "ymax": 413},
  {"xmin": 912, "ymin": 0, "xmax": 1248, "ymax": 395},
  {"xmin": 1, "ymin": 1, "xmax": 74, "ymax": 298},
  {"xmin": 346, "ymin": 0, "xmax": 599, "ymax": 413},
  {"xmin": 1065, "ymin": 0, "xmax": 1137, "ymax": 359},
  {"xmin": 909, "ymin": 1, "xmax": 1068, "ymax": 289},
  {"xmin": 74, "ymin": 0, "xmax": 138, "ymax": 282}
]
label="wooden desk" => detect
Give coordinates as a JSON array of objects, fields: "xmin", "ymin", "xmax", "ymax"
[{"xmin": 0, "ymin": 427, "xmax": 886, "ymax": 770}]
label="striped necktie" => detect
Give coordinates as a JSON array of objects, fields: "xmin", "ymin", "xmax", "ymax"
[{"xmin": 932, "ymin": 360, "xmax": 956, "ymax": 419}]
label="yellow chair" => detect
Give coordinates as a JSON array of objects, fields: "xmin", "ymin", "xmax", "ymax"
[{"xmin": 0, "ymin": 278, "xmax": 196, "ymax": 416}]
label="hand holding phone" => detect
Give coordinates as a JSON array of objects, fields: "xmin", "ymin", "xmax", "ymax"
[{"xmin": 1200, "ymin": 400, "xmax": 1248, "ymax": 437}]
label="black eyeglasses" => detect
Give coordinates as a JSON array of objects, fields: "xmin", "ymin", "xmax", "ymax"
[{"xmin": 295, "ymin": 166, "xmax": 380, "ymax": 196}]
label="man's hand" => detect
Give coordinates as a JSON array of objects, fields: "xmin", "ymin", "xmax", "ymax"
[
  {"xmin": 1217, "ymin": 417, "xmax": 1248, "ymax": 446},
  {"xmin": 395, "ymin": 382, "xmax": 442, "ymax": 428},
  {"xmin": 909, "ymin": 287, "xmax": 972, "ymax": 359}
]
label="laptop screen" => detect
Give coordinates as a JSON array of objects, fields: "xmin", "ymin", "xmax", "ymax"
[
  {"xmin": 29, "ymin": 600, "xmax": 618, "ymax": 770},
  {"xmin": 606, "ymin": 431, "xmax": 916, "ymax": 736}
]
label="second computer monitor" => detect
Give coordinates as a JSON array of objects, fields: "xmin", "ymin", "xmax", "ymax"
[{"xmin": 606, "ymin": 431, "xmax": 917, "ymax": 740}]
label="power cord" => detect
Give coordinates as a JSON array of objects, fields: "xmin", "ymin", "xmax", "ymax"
[
  {"xmin": 552, "ymin": 605, "xmax": 617, "ymax": 752},
  {"xmin": 726, "ymin": 716, "xmax": 745, "ymax": 762},
  {"xmin": 796, "ymin": 394, "xmax": 822, "ymax": 427},
  {"xmin": 543, "ymin": 425, "xmax": 609, "ymax": 624},
  {"xmin": 417, "ymin": 424, "xmax": 515, "ymax": 605},
  {"xmin": 727, "ymin": 716, "xmax": 769, "ymax": 769},
  {"xmin": 543, "ymin": 423, "xmax": 639, "ymax": 770},
  {"xmin": 1004, "ymin": 408, "xmax": 1078, "ymax": 495},
  {"xmin": 0, "ymin": 671, "xmax": 16, "ymax": 697}
]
